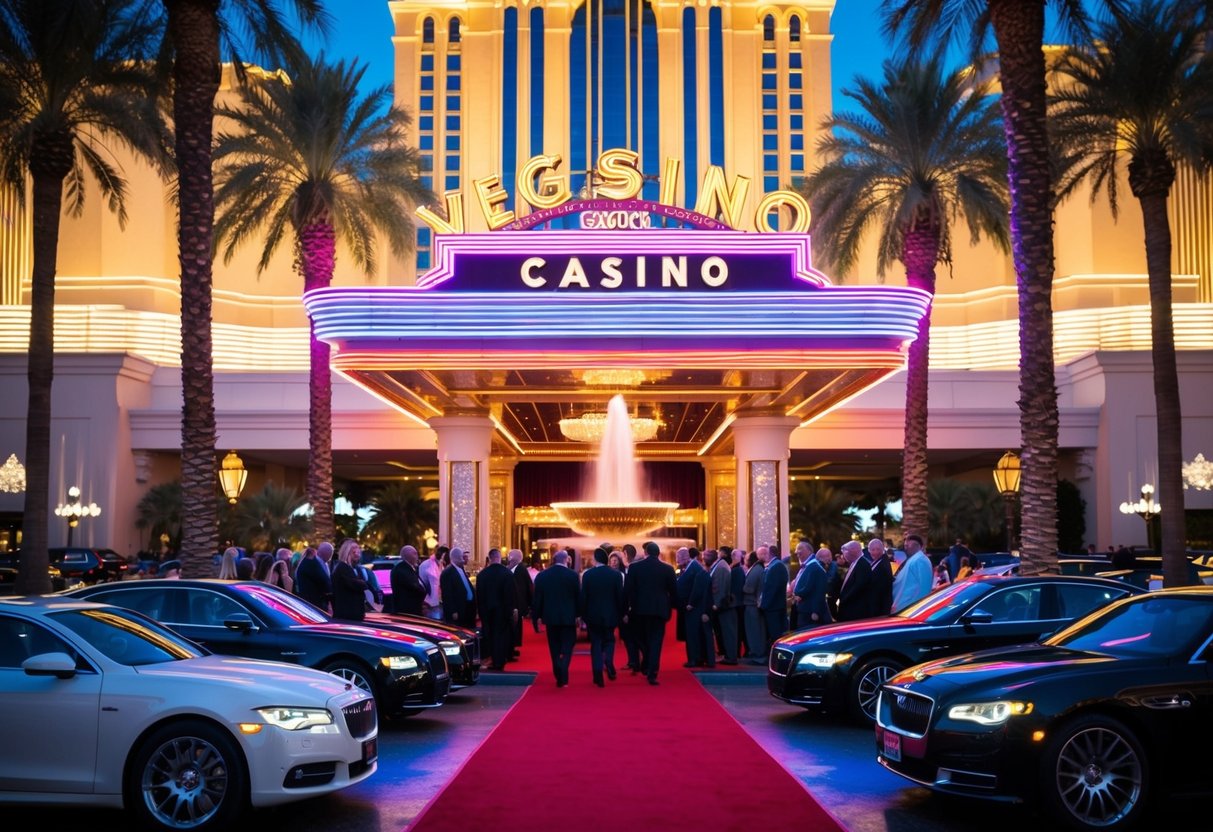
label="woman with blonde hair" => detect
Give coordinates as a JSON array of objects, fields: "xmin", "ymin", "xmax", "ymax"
[
  {"xmin": 218, "ymin": 547, "xmax": 240, "ymax": 580},
  {"xmin": 331, "ymin": 538, "xmax": 371, "ymax": 621}
]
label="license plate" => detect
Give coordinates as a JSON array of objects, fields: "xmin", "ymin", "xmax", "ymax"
[
  {"xmin": 362, "ymin": 737, "xmax": 378, "ymax": 765},
  {"xmin": 882, "ymin": 729, "xmax": 902, "ymax": 763}
]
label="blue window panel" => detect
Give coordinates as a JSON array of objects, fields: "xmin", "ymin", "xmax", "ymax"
[
  {"xmin": 603, "ymin": 15, "xmax": 628, "ymax": 152},
  {"xmin": 790, "ymin": 51, "xmax": 802, "ymax": 69},
  {"xmin": 445, "ymin": 134, "xmax": 460, "ymax": 151},
  {"xmin": 641, "ymin": 10, "xmax": 660, "ymax": 180},
  {"xmin": 790, "ymin": 72, "xmax": 802, "ymax": 90},
  {"xmin": 447, "ymin": 55, "xmax": 460, "ymax": 72},
  {"xmin": 763, "ymin": 134, "xmax": 778, "ymax": 151},
  {"xmin": 790, "ymin": 133, "xmax": 804, "ymax": 150},
  {"xmin": 502, "ymin": 7, "xmax": 518, "ymax": 211},
  {"xmin": 420, "ymin": 135, "xmax": 434, "ymax": 151},
  {"xmin": 762, "ymin": 73, "xmax": 777, "ymax": 90},
  {"xmin": 416, "ymin": 249, "xmax": 431, "ymax": 271},
  {"xmin": 762, "ymin": 52, "xmax": 776, "ymax": 69},
  {"xmin": 445, "ymin": 175, "xmax": 460, "ymax": 191},
  {"xmin": 709, "ymin": 6, "xmax": 724, "ymax": 167},
  {"xmin": 763, "ymin": 114, "xmax": 777, "ymax": 130},
  {"xmin": 791, "ymin": 154, "xmax": 804, "ymax": 170},
  {"xmin": 418, "ymin": 228, "xmax": 431, "ymax": 246},
  {"xmin": 568, "ymin": 8, "xmax": 587, "ymax": 176},
  {"xmin": 423, "ymin": 17, "xmax": 434, "ymax": 44},
  {"xmin": 764, "ymin": 175, "xmax": 779, "ymax": 194},
  {"xmin": 530, "ymin": 6, "xmax": 545, "ymax": 157},
  {"xmin": 446, "ymin": 155, "xmax": 460, "ymax": 171},
  {"xmin": 421, "ymin": 175, "xmax": 433, "ymax": 190},
  {"xmin": 682, "ymin": 7, "xmax": 698, "ymax": 209},
  {"xmin": 420, "ymin": 95, "xmax": 433, "ymax": 111},
  {"xmin": 421, "ymin": 75, "xmax": 434, "ymax": 91},
  {"xmin": 763, "ymin": 155, "xmax": 778, "ymax": 173},
  {"xmin": 789, "ymin": 16, "xmax": 801, "ymax": 43},
  {"xmin": 791, "ymin": 114, "xmax": 803, "ymax": 130},
  {"xmin": 446, "ymin": 96, "xmax": 460, "ymax": 111},
  {"xmin": 790, "ymin": 94, "xmax": 803, "ymax": 109},
  {"xmin": 421, "ymin": 54, "xmax": 434, "ymax": 71},
  {"xmin": 763, "ymin": 15, "xmax": 775, "ymax": 41},
  {"xmin": 419, "ymin": 115, "xmax": 433, "ymax": 130},
  {"xmin": 445, "ymin": 115, "xmax": 460, "ymax": 130},
  {"xmin": 762, "ymin": 94, "xmax": 777, "ymax": 109},
  {"xmin": 449, "ymin": 18, "xmax": 461, "ymax": 43},
  {"xmin": 447, "ymin": 75, "xmax": 461, "ymax": 91}
]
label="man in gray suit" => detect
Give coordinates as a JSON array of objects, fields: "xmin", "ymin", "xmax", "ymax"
[{"xmin": 706, "ymin": 549, "xmax": 738, "ymax": 664}]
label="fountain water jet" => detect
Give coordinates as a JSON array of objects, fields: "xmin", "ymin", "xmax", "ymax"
[{"xmin": 551, "ymin": 395, "xmax": 679, "ymax": 538}]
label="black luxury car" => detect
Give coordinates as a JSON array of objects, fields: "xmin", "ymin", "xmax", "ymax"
[
  {"xmin": 66, "ymin": 579, "xmax": 451, "ymax": 717},
  {"xmin": 876, "ymin": 587, "xmax": 1213, "ymax": 832},
  {"xmin": 768, "ymin": 575, "xmax": 1143, "ymax": 723},
  {"xmin": 48, "ymin": 547, "xmax": 130, "ymax": 584},
  {"xmin": 363, "ymin": 609, "xmax": 481, "ymax": 688}
]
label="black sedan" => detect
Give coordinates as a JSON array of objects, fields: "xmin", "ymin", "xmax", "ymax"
[
  {"xmin": 768, "ymin": 575, "xmax": 1142, "ymax": 724},
  {"xmin": 66, "ymin": 579, "xmax": 451, "ymax": 718},
  {"xmin": 49, "ymin": 546, "xmax": 130, "ymax": 584},
  {"xmin": 876, "ymin": 587, "xmax": 1213, "ymax": 832},
  {"xmin": 365, "ymin": 609, "xmax": 481, "ymax": 689}
]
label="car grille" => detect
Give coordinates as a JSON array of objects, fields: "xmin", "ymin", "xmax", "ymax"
[
  {"xmin": 770, "ymin": 648, "xmax": 794, "ymax": 676},
  {"xmin": 880, "ymin": 685, "xmax": 933, "ymax": 736},
  {"xmin": 467, "ymin": 635, "xmax": 481, "ymax": 663},
  {"xmin": 342, "ymin": 697, "xmax": 377, "ymax": 738},
  {"xmin": 426, "ymin": 647, "xmax": 449, "ymax": 679}
]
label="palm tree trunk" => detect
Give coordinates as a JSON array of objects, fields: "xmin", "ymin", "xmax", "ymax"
[
  {"xmin": 166, "ymin": 0, "xmax": 221, "ymax": 575},
  {"xmin": 899, "ymin": 221, "xmax": 939, "ymax": 541},
  {"xmin": 989, "ymin": 0, "xmax": 1059, "ymax": 576},
  {"xmin": 301, "ymin": 221, "xmax": 336, "ymax": 543},
  {"xmin": 16, "ymin": 130, "xmax": 74, "ymax": 595},
  {"xmin": 1131, "ymin": 157, "xmax": 1188, "ymax": 587}
]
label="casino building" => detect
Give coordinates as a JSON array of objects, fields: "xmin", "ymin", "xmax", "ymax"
[{"xmin": 0, "ymin": 0, "xmax": 1211, "ymax": 561}]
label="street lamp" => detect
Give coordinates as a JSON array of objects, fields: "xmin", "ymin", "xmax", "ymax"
[
  {"xmin": 218, "ymin": 451, "xmax": 248, "ymax": 504},
  {"xmin": 1119, "ymin": 484, "xmax": 1161, "ymax": 553},
  {"xmin": 992, "ymin": 451, "xmax": 1021, "ymax": 553},
  {"xmin": 53, "ymin": 485, "xmax": 101, "ymax": 546}
]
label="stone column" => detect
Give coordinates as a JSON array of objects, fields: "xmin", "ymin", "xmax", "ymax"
[
  {"xmin": 701, "ymin": 456, "xmax": 736, "ymax": 549},
  {"xmin": 732, "ymin": 414, "xmax": 799, "ymax": 554},
  {"xmin": 430, "ymin": 414, "xmax": 494, "ymax": 569}
]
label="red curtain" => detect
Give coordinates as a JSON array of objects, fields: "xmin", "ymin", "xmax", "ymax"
[{"xmin": 513, "ymin": 461, "xmax": 705, "ymax": 508}]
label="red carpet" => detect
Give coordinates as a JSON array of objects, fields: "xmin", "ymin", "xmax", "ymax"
[{"xmin": 407, "ymin": 622, "xmax": 846, "ymax": 832}]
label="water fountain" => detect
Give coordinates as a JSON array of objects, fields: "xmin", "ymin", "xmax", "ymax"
[{"xmin": 550, "ymin": 394, "xmax": 679, "ymax": 539}]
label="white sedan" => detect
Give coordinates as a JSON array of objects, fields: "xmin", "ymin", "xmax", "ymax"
[{"xmin": 0, "ymin": 595, "xmax": 378, "ymax": 830}]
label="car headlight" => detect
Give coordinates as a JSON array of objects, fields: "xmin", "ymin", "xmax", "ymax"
[
  {"xmin": 947, "ymin": 701, "xmax": 1033, "ymax": 725},
  {"xmin": 381, "ymin": 654, "xmax": 420, "ymax": 671},
  {"xmin": 440, "ymin": 640, "xmax": 461, "ymax": 657},
  {"xmin": 795, "ymin": 651, "xmax": 852, "ymax": 669},
  {"xmin": 255, "ymin": 707, "xmax": 334, "ymax": 731}
]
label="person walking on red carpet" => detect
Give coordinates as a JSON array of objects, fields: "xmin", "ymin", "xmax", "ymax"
[
  {"xmin": 531, "ymin": 549, "xmax": 581, "ymax": 687},
  {"xmin": 477, "ymin": 548, "xmax": 518, "ymax": 671},
  {"xmin": 580, "ymin": 547, "xmax": 624, "ymax": 687},
  {"xmin": 623, "ymin": 541, "xmax": 678, "ymax": 685},
  {"xmin": 508, "ymin": 548, "xmax": 533, "ymax": 660}
]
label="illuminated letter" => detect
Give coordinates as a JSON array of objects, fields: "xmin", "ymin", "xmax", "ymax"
[
  {"xmin": 658, "ymin": 157, "xmax": 681, "ymax": 207},
  {"xmin": 701, "ymin": 256, "xmax": 728, "ymax": 287},
  {"xmin": 600, "ymin": 257, "xmax": 624, "ymax": 289},
  {"xmin": 473, "ymin": 174, "xmax": 516, "ymax": 230},
  {"xmin": 416, "ymin": 189, "xmax": 465, "ymax": 234},
  {"xmin": 636, "ymin": 256, "xmax": 646, "ymax": 287},
  {"xmin": 559, "ymin": 257, "xmax": 591, "ymax": 289},
  {"xmin": 755, "ymin": 190, "xmax": 812, "ymax": 233},
  {"xmin": 693, "ymin": 166, "xmax": 751, "ymax": 229},
  {"xmin": 521, "ymin": 257, "xmax": 547, "ymax": 288},
  {"xmin": 518, "ymin": 154, "xmax": 572, "ymax": 210},
  {"xmin": 662, "ymin": 256, "xmax": 688, "ymax": 288},
  {"xmin": 596, "ymin": 148, "xmax": 644, "ymax": 200}
]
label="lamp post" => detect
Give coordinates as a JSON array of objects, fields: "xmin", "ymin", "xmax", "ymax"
[
  {"xmin": 218, "ymin": 451, "xmax": 248, "ymax": 504},
  {"xmin": 1119, "ymin": 484, "xmax": 1161, "ymax": 553},
  {"xmin": 992, "ymin": 451, "xmax": 1022, "ymax": 553},
  {"xmin": 53, "ymin": 485, "xmax": 101, "ymax": 547}
]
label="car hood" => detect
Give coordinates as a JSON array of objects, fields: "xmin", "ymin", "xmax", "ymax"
[
  {"xmin": 139, "ymin": 655, "xmax": 359, "ymax": 701},
  {"xmin": 888, "ymin": 644, "xmax": 1116, "ymax": 691},
  {"xmin": 775, "ymin": 615, "xmax": 923, "ymax": 648},
  {"xmin": 369, "ymin": 611, "xmax": 477, "ymax": 640},
  {"xmin": 291, "ymin": 621, "xmax": 436, "ymax": 651},
  {"xmin": 363, "ymin": 612, "xmax": 462, "ymax": 643}
]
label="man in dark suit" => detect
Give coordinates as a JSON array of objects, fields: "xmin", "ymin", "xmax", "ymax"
[
  {"xmin": 867, "ymin": 538, "xmax": 895, "ymax": 617},
  {"xmin": 389, "ymin": 545, "xmax": 427, "ymax": 616},
  {"xmin": 759, "ymin": 545, "xmax": 789, "ymax": 651},
  {"xmin": 689, "ymin": 548, "xmax": 715, "ymax": 667},
  {"xmin": 674, "ymin": 547, "xmax": 705, "ymax": 667},
  {"xmin": 475, "ymin": 548, "xmax": 518, "ymax": 670},
  {"xmin": 623, "ymin": 540, "xmax": 677, "ymax": 685},
  {"xmin": 835, "ymin": 540, "xmax": 874, "ymax": 622},
  {"xmin": 707, "ymin": 548, "xmax": 738, "ymax": 664},
  {"xmin": 727, "ymin": 549, "xmax": 748, "ymax": 658},
  {"xmin": 531, "ymin": 549, "xmax": 581, "ymax": 687},
  {"xmin": 792, "ymin": 544, "xmax": 834, "ymax": 628},
  {"xmin": 440, "ymin": 547, "xmax": 477, "ymax": 627},
  {"xmin": 507, "ymin": 548, "xmax": 533, "ymax": 659},
  {"xmin": 580, "ymin": 547, "xmax": 624, "ymax": 687},
  {"xmin": 619, "ymin": 543, "xmax": 642, "ymax": 671}
]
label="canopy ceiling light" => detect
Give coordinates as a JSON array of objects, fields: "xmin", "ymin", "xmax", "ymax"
[
  {"xmin": 218, "ymin": 451, "xmax": 248, "ymax": 504},
  {"xmin": 0, "ymin": 453, "xmax": 25, "ymax": 493},
  {"xmin": 579, "ymin": 368, "xmax": 649, "ymax": 388},
  {"xmin": 1183, "ymin": 453, "xmax": 1213, "ymax": 491},
  {"xmin": 558, "ymin": 412, "xmax": 662, "ymax": 444}
]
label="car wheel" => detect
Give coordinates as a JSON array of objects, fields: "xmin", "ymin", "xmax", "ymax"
[
  {"xmin": 849, "ymin": 657, "xmax": 904, "ymax": 724},
  {"xmin": 322, "ymin": 659, "xmax": 382, "ymax": 704},
  {"xmin": 1041, "ymin": 714, "xmax": 1148, "ymax": 832},
  {"xmin": 126, "ymin": 719, "xmax": 248, "ymax": 831}
]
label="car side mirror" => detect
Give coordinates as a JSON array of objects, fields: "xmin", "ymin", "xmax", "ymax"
[
  {"xmin": 223, "ymin": 613, "xmax": 257, "ymax": 633},
  {"xmin": 961, "ymin": 610, "xmax": 994, "ymax": 625},
  {"xmin": 23, "ymin": 652, "xmax": 78, "ymax": 679}
]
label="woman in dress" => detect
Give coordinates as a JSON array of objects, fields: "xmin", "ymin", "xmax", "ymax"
[{"xmin": 331, "ymin": 538, "xmax": 370, "ymax": 621}]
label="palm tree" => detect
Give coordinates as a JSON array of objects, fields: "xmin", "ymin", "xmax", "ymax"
[
  {"xmin": 788, "ymin": 480, "xmax": 861, "ymax": 551},
  {"xmin": 230, "ymin": 482, "xmax": 312, "ymax": 551},
  {"xmin": 1050, "ymin": 0, "xmax": 1213, "ymax": 587},
  {"xmin": 927, "ymin": 478, "xmax": 975, "ymax": 547},
  {"xmin": 135, "ymin": 481, "xmax": 182, "ymax": 553},
  {"xmin": 213, "ymin": 56, "xmax": 431, "ymax": 544},
  {"xmin": 882, "ymin": 0, "xmax": 1105, "ymax": 576},
  {"xmin": 361, "ymin": 482, "xmax": 438, "ymax": 555},
  {"xmin": 159, "ymin": 0, "xmax": 328, "ymax": 576},
  {"xmin": 803, "ymin": 55, "xmax": 1009, "ymax": 544},
  {"xmin": 0, "ymin": 0, "xmax": 167, "ymax": 594}
]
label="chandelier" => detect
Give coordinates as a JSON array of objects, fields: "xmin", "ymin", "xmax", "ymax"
[
  {"xmin": 580, "ymin": 368, "xmax": 648, "ymax": 388},
  {"xmin": 1184, "ymin": 453, "xmax": 1213, "ymax": 491},
  {"xmin": 0, "ymin": 454, "xmax": 24, "ymax": 493},
  {"xmin": 558, "ymin": 412, "xmax": 662, "ymax": 443}
]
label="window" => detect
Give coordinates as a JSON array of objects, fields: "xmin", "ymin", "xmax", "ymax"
[
  {"xmin": 422, "ymin": 17, "xmax": 434, "ymax": 44},
  {"xmin": 182, "ymin": 589, "xmax": 247, "ymax": 627},
  {"xmin": 0, "ymin": 616, "xmax": 73, "ymax": 668}
]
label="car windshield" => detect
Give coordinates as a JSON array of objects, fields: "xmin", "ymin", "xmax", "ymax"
[
  {"xmin": 232, "ymin": 582, "xmax": 331, "ymax": 624},
  {"xmin": 896, "ymin": 580, "xmax": 994, "ymax": 623},
  {"xmin": 1048, "ymin": 595, "xmax": 1213, "ymax": 659},
  {"xmin": 52, "ymin": 607, "xmax": 203, "ymax": 665}
]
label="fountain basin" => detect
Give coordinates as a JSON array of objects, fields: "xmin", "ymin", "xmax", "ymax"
[{"xmin": 550, "ymin": 502, "xmax": 680, "ymax": 538}]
